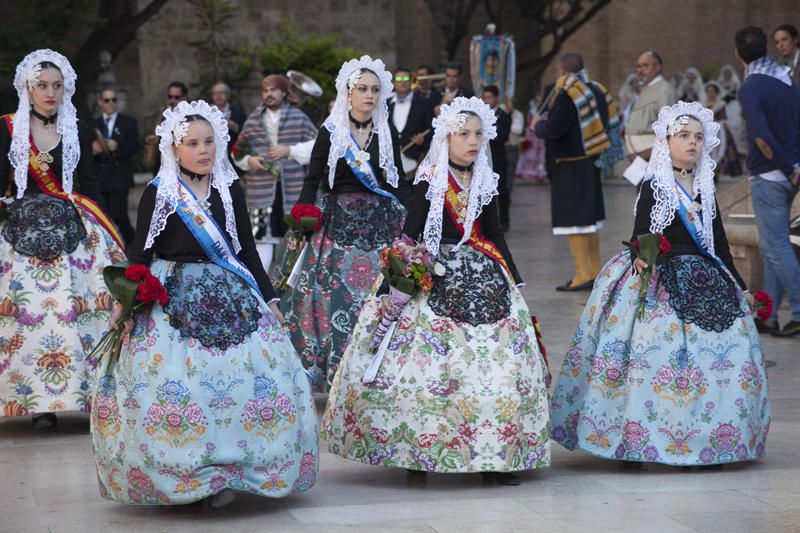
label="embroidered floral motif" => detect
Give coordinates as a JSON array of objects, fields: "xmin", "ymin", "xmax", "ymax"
[
  {"xmin": 550, "ymin": 249, "xmax": 770, "ymax": 466},
  {"xmin": 428, "ymin": 246, "xmax": 510, "ymax": 326},
  {"xmin": 323, "ymin": 193, "xmax": 404, "ymax": 250},
  {"xmin": 163, "ymin": 263, "xmax": 261, "ymax": 350},
  {"xmin": 658, "ymin": 255, "xmax": 745, "ymax": 332},
  {"xmin": 2, "ymin": 194, "xmax": 86, "ymax": 260},
  {"xmin": 143, "ymin": 380, "xmax": 207, "ymax": 448}
]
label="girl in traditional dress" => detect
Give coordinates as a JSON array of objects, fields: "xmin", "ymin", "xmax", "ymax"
[
  {"xmin": 550, "ymin": 102, "xmax": 769, "ymax": 466},
  {"xmin": 704, "ymin": 82, "xmax": 742, "ymax": 177},
  {"xmin": 279, "ymin": 56, "xmax": 411, "ymax": 391},
  {"xmin": 514, "ymin": 96, "xmax": 548, "ymax": 184},
  {"xmin": 0, "ymin": 49, "xmax": 125, "ymax": 428},
  {"xmin": 323, "ymin": 97, "xmax": 551, "ymax": 485},
  {"xmin": 678, "ymin": 68, "xmax": 705, "ymax": 104},
  {"xmin": 91, "ymin": 101, "xmax": 318, "ymax": 507}
]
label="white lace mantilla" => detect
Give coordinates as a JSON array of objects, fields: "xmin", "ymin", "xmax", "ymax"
[
  {"xmin": 639, "ymin": 101, "xmax": 720, "ymax": 255},
  {"xmin": 10, "ymin": 49, "xmax": 79, "ymax": 198},
  {"xmin": 322, "ymin": 55, "xmax": 398, "ymax": 190},
  {"xmin": 147, "ymin": 100, "xmax": 242, "ymax": 253},
  {"xmin": 415, "ymin": 96, "xmax": 499, "ymax": 256}
]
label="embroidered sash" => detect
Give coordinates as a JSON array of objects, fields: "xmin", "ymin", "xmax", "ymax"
[
  {"xmin": 342, "ymin": 133, "xmax": 398, "ymax": 202},
  {"xmin": 443, "ymin": 173, "xmax": 512, "ymax": 278},
  {"xmin": 673, "ymin": 181, "xmax": 732, "ymax": 277},
  {"xmin": 2, "ymin": 113, "xmax": 124, "ymax": 249},
  {"xmin": 153, "ymin": 177, "xmax": 261, "ymax": 298}
]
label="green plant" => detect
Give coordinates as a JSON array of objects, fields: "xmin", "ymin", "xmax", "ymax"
[
  {"xmin": 186, "ymin": 0, "xmax": 249, "ymax": 97},
  {"xmin": 251, "ymin": 20, "xmax": 363, "ymax": 113}
]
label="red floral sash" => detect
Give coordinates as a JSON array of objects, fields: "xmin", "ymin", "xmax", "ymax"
[
  {"xmin": 2, "ymin": 113, "xmax": 124, "ymax": 249},
  {"xmin": 442, "ymin": 173, "xmax": 511, "ymax": 278}
]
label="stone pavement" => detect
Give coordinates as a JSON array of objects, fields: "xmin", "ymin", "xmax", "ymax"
[{"xmin": 1, "ymin": 183, "xmax": 798, "ymax": 533}]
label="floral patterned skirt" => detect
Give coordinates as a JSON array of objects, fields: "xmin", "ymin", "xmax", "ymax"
[
  {"xmin": 90, "ymin": 260, "xmax": 319, "ymax": 505},
  {"xmin": 550, "ymin": 251, "xmax": 770, "ymax": 466},
  {"xmin": 280, "ymin": 192, "xmax": 405, "ymax": 392},
  {"xmin": 322, "ymin": 245, "xmax": 551, "ymax": 473},
  {"xmin": 0, "ymin": 194, "xmax": 124, "ymax": 417}
]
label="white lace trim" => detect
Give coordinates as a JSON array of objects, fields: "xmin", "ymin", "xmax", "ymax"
[
  {"xmin": 10, "ymin": 49, "xmax": 79, "ymax": 199},
  {"xmin": 639, "ymin": 101, "xmax": 720, "ymax": 256},
  {"xmin": 147, "ymin": 100, "xmax": 242, "ymax": 253},
  {"xmin": 322, "ymin": 55, "xmax": 398, "ymax": 190},
  {"xmin": 414, "ymin": 96, "xmax": 499, "ymax": 256}
]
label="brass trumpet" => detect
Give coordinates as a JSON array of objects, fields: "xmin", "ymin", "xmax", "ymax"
[{"xmin": 412, "ymin": 73, "xmax": 445, "ymax": 91}]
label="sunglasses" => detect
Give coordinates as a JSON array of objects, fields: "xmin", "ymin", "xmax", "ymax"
[
  {"xmin": 394, "ymin": 76, "xmax": 411, "ymax": 82},
  {"xmin": 167, "ymin": 94, "xmax": 182, "ymax": 100},
  {"xmin": 103, "ymin": 97, "xmax": 117, "ymax": 103}
]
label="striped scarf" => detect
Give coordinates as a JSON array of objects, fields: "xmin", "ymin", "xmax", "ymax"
[
  {"xmin": 577, "ymin": 70, "xmax": 625, "ymax": 178},
  {"xmin": 556, "ymin": 72, "xmax": 610, "ymax": 156},
  {"xmin": 233, "ymin": 102, "xmax": 318, "ymax": 210}
]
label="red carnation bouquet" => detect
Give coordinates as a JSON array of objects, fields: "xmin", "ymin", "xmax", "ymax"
[
  {"xmin": 88, "ymin": 263, "xmax": 169, "ymax": 365},
  {"xmin": 752, "ymin": 290, "xmax": 773, "ymax": 323},
  {"xmin": 623, "ymin": 233, "xmax": 671, "ymax": 320},
  {"xmin": 0, "ymin": 197, "xmax": 13, "ymax": 222},
  {"xmin": 278, "ymin": 203, "xmax": 323, "ymax": 290}
]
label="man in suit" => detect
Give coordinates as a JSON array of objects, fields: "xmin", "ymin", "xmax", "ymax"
[
  {"xmin": 482, "ymin": 84, "xmax": 512, "ymax": 231},
  {"xmin": 437, "ymin": 61, "xmax": 474, "ymax": 115},
  {"xmin": 388, "ymin": 67, "xmax": 434, "ymax": 178},
  {"xmin": 92, "ymin": 88, "xmax": 139, "ymax": 245},
  {"xmin": 211, "ymin": 81, "xmax": 246, "ymax": 151}
]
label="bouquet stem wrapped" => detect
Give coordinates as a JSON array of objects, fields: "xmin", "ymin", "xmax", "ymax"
[
  {"xmin": 278, "ymin": 204, "xmax": 322, "ymax": 290},
  {"xmin": 363, "ymin": 235, "xmax": 443, "ymax": 383},
  {"xmin": 88, "ymin": 264, "xmax": 169, "ymax": 366},
  {"xmin": 623, "ymin": 233, "xmax": 670, "ymax": 320}
]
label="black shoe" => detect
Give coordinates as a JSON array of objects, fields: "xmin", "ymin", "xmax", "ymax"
[
  {"xmin": 755, "ymin": 319, "xmax": 778, "ymax": 333},
  {"xmin": 556, "ymin": 279, "xmax": 594, "ymax": 292},
  {"xmin": 32, "ymin": 413, "xmax": 58, "ymax": 429},
  {"xmin": 772, "ymin": 320, "xmax": 800, "ymax": 337},
  {"xmin": 481, "ymin": 472, "xmax": 521, "ymax": 485}
]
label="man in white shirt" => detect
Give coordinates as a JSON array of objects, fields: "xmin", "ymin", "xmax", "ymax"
[{"xmin": 388, "ymin": 67, "xmax": 434, "ymax": 177}]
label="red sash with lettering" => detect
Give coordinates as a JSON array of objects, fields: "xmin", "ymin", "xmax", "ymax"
[
  {"xmin": 2, "ymin": 114, "xmax": 124, "ymax": 249},
  {"xmin": 442, "ymin": 173, "xmax": 511, "ymax": 278}
]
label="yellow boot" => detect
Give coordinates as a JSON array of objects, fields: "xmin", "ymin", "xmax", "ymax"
[
  {"xmin": 586, "ymin": 231, "xmax": 601, "ymax": 279},
  {"xmin": 557, "ymin": 234, "xmax": 594, "ymax": 291}
]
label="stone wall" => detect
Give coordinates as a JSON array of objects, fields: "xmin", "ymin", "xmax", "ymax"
[
  {"xmin": 114, "ymin": 0, "xmax": 798, "ymax": 125},
  {"xmin": 131, "ymin": 0, "xmax": 397, "ymax": 129}
]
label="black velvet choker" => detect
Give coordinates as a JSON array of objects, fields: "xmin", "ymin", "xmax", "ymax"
[
  {"xmin": 30, "ymin": 107, "xmax": 57, "ymax": 126},
  {"xmin": 179, "ymin": 166, "xmax": 209, "ymax": 182},
  {"xmin": 448, "ymin": 159, "xmax": 474, "ymax": 173},
  {"xmin": 348, "ymin": 113, "xmax": 372, "ymax": 129},
  {"xmin": 673, "ymin": 165, "xmax": 694, "ymax": 178}
]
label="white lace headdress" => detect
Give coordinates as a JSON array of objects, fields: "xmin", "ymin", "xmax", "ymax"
[
  {"xmin": 9, "ymin": 49, "xmax": 79, "ymax": 198},
  {"xmin": 414, "ymin": 96, "xmax": 498, "ymax": 256},
  {"xmin": 322, "ymin": 55, "xmax": 398, "ymax": 189},
  {"xmin": 640, "ymin": 101, "xmax": 720, "ymax": 255},
  {"xmin": 146, "ymin": 100, "xmax": 242, "ymax": 252}
]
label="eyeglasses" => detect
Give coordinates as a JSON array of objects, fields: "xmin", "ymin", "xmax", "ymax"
[
  {"xmin": 394, "ymin": 76, "xmax": 411, "ymax": 82},
  {"xmin": 102, "ymin": 97, "xmax": 117, "ymax": 103},
  {"xmin": 167, "ymin": 94, "xmax": 182, "ymax": 101}
]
